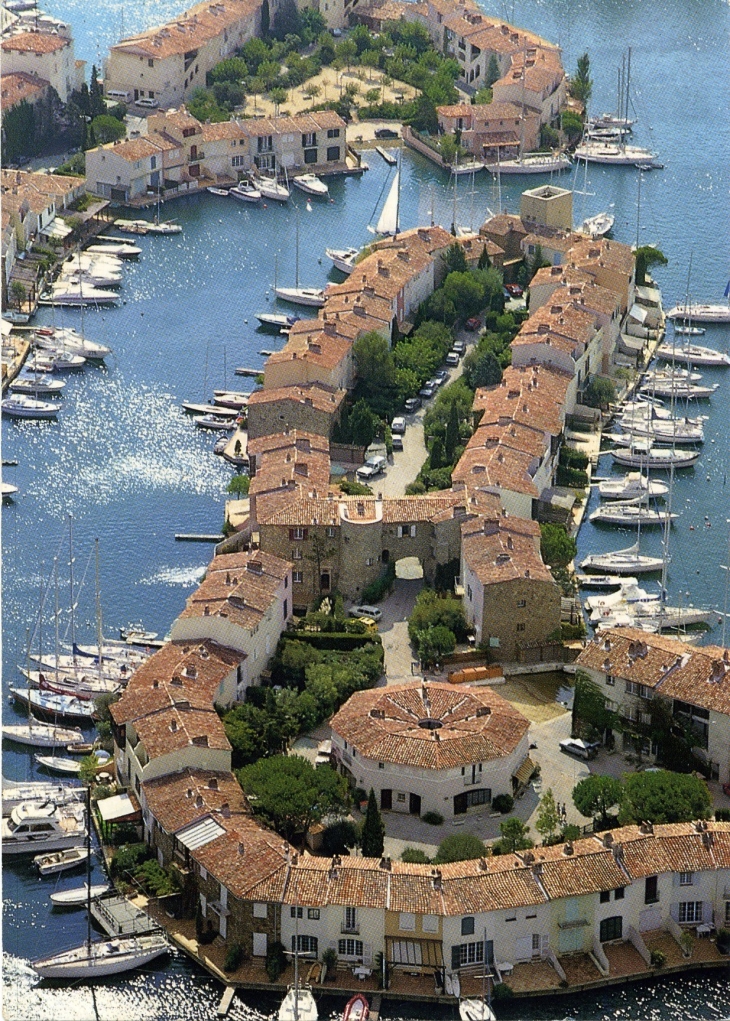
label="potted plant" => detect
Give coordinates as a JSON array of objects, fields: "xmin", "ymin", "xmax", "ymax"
[
  {"xmin": 650, "ymin": 948, "xmax": 666, "ymax": 968},
  {"xmin": 716, "ymin": 928, "xmax": 730, "ymax": 955},
  {"xmin": 322, "ymin": 947, "xmax": 338, "ymax": 980},
  {"xmin": 680, "ymin": 930, "xmax": 694, "ymax": 958}
]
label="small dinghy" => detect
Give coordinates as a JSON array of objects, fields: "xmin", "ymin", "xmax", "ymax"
[
  {"xmin": 34, "ymin": 845, "xmax": 90, "ymax": 876},
  {"xmin": 50, "ymin": 881, "xmax": 111, "ymax": 906},
  {"xmin": 35, "ymin": 755, "xmax": 83, "ymax": 775}
]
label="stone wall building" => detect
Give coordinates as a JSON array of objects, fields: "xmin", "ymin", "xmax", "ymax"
[
  {"xmin": 246, "ymin": 383, "xmax": 347, "ymax": 440},
  {"xmin": 1, "ymin": 29, "xmax": 83, "ymax": 103}
]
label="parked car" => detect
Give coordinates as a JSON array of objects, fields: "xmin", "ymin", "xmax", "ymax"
[
  {"xmin": 404, "ymin": 397, "xmax": 421, "ymax": 413},
  {"xmin": 375, "ymin": 127, "xmax": 398, "ymax": 139},
  {"xmin": 419, "ymin": 383, "xmax": 436, "ymax": 399},
  {"xmin": 356, "ymin": 454, "xmax": 387, "ymax": 480},
  {"xmin": 348, "ymin": 605, "xmax": 383, "ymax": 621},
  {"xmin": 452, "ymin": 339, "xmax": 466, "ymax": 354},
  {"xmin": 559, "ymin": 738, "xmax": 600, "ymax": 760},
  {"xmin": 505, "ymin": 283, "xmax": 524, "ymax": 297},
  {"xmin": 432, "ymin": 370, "xmax": 448, "ymax": 386},
  {"xmin": 391, "ymin": 416, "xmax": 406, "ymax": 434},
  {"xmin": 446, "ymin": 351, "xmax": 460, "ymax": 366},
  {"xmin": 392, "ymin": 435, "xmax": 403, "ymax": 451},
  {"xmin": 465, "ymin": 316, "xmax": 481, "ymax": 331}
]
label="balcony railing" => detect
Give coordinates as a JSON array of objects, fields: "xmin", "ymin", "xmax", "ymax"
[
  {"xmin": 188, "ymin": 152, "xmax": 205, "ymax": 163},
  {"xmin": 341, "ymin": 924, "xmax": 360, "ymax": 935}
]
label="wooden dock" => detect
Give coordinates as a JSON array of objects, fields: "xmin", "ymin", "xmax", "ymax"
[
  {"xmin": 234, "ymin": 367, "xmax": 262, "ymax": 377},
  {"xmin": 375, "ymin": 146, "xmax": 398, "ymax": 165},
  {"xmin": 91, "ymin": 894, "xmax": 161, "ymax": 937},
  {"xmin": 217, "ymin": 986, "xmax": 236, "ymax": 1016},
  {"xmin": 174, "ymin": 533, "xmax": 225, "ymax": 542}
]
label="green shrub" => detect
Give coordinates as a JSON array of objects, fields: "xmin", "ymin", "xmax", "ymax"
[
  {"xmin": 401, "ymin": 847, "xmax": 431, "ymax": 863},
  {"xmin": 492, "ymin": 793, "xmax": 514, "ymax": 814},
  {"xmin": 715, "ymin": 808, "xmax": 730, "ymax": 822},
  {"xmin": 492, "ymin": 983, "xmax": 514, "ymax": 999},
  {"xmin": 559, "ymin": 447, "xmax": 589, "ymax": 469},
  {"xmin": 133, "ymin": 858, "xmax": 179, "ymax": 897},
  {"xmin": 421, "ymin": 811, "xmax": 444, "ymax": 826},
  {"xmin": 650, "ymin": 948, "xmax": 666, "ymax": 967},
  {"xmin": 266, "ymin": 940, "xmax": 287, "ymax": 981},
  {"xmin": 322, "ymin": 819, "xmax": 360, "ymax": 855},
  {"xmin": 556, "ymin": 464, "xmax": 589, "ymax": 488},
  {"xmin": 361, "ymin": 561, "xmax": 396, "ymax": 603},
  {"xmin": 224, "ymin": 944, "xmax": 246, "ymax": 972},
  {"xmin": 110, "ymin": 842, "xmax": 150, "ymax": 879}
]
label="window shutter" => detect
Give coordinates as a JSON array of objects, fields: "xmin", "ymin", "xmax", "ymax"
[
  {"xmin": 410, "ymin": 525, "xmax": 416, "ymax": 537},
  {"xmin": 451, "ymin": 945, "xmax": 461, "ymax": 971}
]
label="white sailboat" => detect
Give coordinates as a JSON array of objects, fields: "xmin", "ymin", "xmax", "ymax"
[
  {"xmin": 589, "ymin": 499, "xmax": 676, "ymax": 527},
  {"xmin": 459, "ymin": 930, "xmax": 496, "ymax": 1021},
  {"xmin": 258, "ymin": 165, "xmax": 290, "ymax": 203},
  {"xmin": 274, "ymin": 215, "xmax": 325, "ymax": 308},
  {"xmin": 1, "ymin": 395, "xmax": 60, "ymax": 419},
  {"xmin": 581, "ymin": 209, "xmax": 615, "ymax": 238},
  {"xmin": 278, "ymin": 909, "xmax": 318, "ymax": 1020},
  {"xmin": 50, "ymin": 881, "xmax": 111, "ymax": 906},
  {"xmin": 576, "ymin": 49, "xmax": 657, "ymax": 167},
  {"xmin": 610, "ymin": 441, "xmax": 701, "ymax": 469},
  {"xmin": 368, "ymin": 161, "xmax": 400, "ymax": 237},
  {"xmin": 33, "ymin": 325, "xmax": 112, "ymax": 360},
  {"xmin": 654, "ymin": 342, "xmax": 730, "ymax": 367}
]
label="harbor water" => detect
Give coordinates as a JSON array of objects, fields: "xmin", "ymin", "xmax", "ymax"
[{"xmin": 3, "ymin": 0, "xmax": 730, "ymax": 1016}]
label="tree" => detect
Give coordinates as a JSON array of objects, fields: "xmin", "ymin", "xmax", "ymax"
[
  {"xmin": 336, "ymin": 38, "xmax": 357, "ymax": 70},
  {"xmin": 429, "ymin": 436, "xmax": 446, "ymax": 471},
  {"xmin": 572, "ymin": 670, "xmax": 620, "ymax": 741},
  {"xmin": 353, "ymin": 331, "xmax": 398, "ymax": 417},
  {"xmin": 496, "ymin": 817, "xmax": 532, "ymax": 853},
  {"xmin": 582, "ymin": 375, "xmax": 616, "ymax": 410},
  {"xmin": 572, "ymin": 775, "xmax": 624, "ymax": 827},
  {"xmin": 442, "ymin": 242, "xmax": 468, "ymax": 275},
  {"xmin": 477, "ymin": 244, "xmax": 491, "ymax": 270},
  {"xmin": 486, "ymin": 53, "xmax": 501, "ymax": 87},
  {"xmin": 561, "ymin": 109, "xmax": 584, "ymax": 143},
  {"xmin": 634, "ymin": 245, "xmax": 668, "ymax": 287},
  {"xmin": 444, "ymin": 399, "xmax": 461, "ymax": 462},
  {"xmin": 433, "ymin": 833, "xmax": 485, "ymax": 864},
  {"xmin": 305, "ymin": 532, "xmax": 336, "ymax": 597},
  {"xmin": 361, "ymin": 788, "xmax": 385, "ymax": 857},
  {"xmin": 462, "ymin": 348, "xmax": 502, "ymax": 390},
  {"xmin": 269, "ymin": 86, "xmax": 288, "ymax": 115},
  {"xmin": 303, "ymin": 83, "xmax": 321, "ymax": 108},
  {"xmin": 535, "ymin": 788, "xmax": 561, "ymax": 844},
  {"xmin": 406, "ymin": 95, "xmax": 438, "ymax": 134},
  {"xmin": 237, "ymin": 754, "xmax": 350, "ymax": 840},
  {"xmin": 10, "ymin": 280, "xmax": 26, "ymax": 309},
  {"xmin": 439, "ymin": 133, "xmax": 466, "ymax": 167},
  {"xmin": 227, "ymin": 473, "xmax": 250, "ymax": 497},
  {"xmin": 346, "ymin": 398, "xmax": 379, "ymax": 447},
  {"xmin": 417, "ymin": 624, "xmax": 456, "ymax": 665},
  {"xmin": 90, "ymin": 113, "xmax": 128, "ymax": 143},
  {"xmin": 619, "ymin": 771, "xmax": 712, "ymax": 825},
  {"xmin": 442, "ymin": 271, "xmax": 484, "ymax": 319},
  {"xmin": 540, "ymin": 523, "xmax": 576, "ymax": 569},
  {"xmin": 570, "ymin": 52, "xmax": 593, "ymax": 105}
]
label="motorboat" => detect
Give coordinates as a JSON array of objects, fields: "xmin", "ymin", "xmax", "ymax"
[
  {"xmin": 2, "ymin": 778, "xmax": 84, "ymax": 817},
  {"xmin": 673, "ymin": 325, "xmax": 706, "ymax": 336},
  {"xmin": 119, "ymin": 625, "xmax": 158, "ymax": 643},
  {"xmin": 596, "ymin": 472, "xmax": 668, "ymax": 500},
  {"xmin": 580, "ymin": 541, "xmax": 665, "ymax": 575},
  {"xmin": 2, "ymin": 481, "xmax": 19, "ymax": 499},
  {"xmin": 485, "ymin": 152, "xmax": 571, "ymax": 174},
  {"xmin": 293, "ymin": 173, "xmax": 329, "ymax": 197},
  {"xmin": 26, "ymin": 351, "xmax": 86, "ymax": 372},
  {"xmin": 256, "ymin": 311, "xmax": 300, "ymax": 329},
  {"xmin": 9, "ymin": 374, "xmax": 66, "ymax": 395},
  {"xmin": 2, "ymin": 395, "xmax": 59, "ymax": 419},
  {"xmin": 640, "ymin": 368, "xmax": 702, "ymax": 385},
  {"xmin": 41, "ymin": 283, "xmax": 119, "ymax": 306},
  {"xmin": 278, "ymin": 985, "xmax": 318, "ymax": 1020},
  {"xmin": 207, "ymin": 186, "xmax": 231, "ymax": 196},
  {"xmin": 34, "ymin": 844, "xmax": 90, "ymax": 875},
  {"xmin": 213, "ymin": 390, "xmax": 249, "ymax": 411},
  {"xmin": 589, "ymin": 500, "xmax": 676, "ymax": 527},
  {"xmin": 258, "ymin": 173, "xmax": 290, "ymax": 203},
  {"xmin": 35, "ymin": 755, "xmax": 83, "ymax": 774},
  {"xmin": 665, "ymin": 303, "xmax": 730, "ymax": 323},
  {"xmin": 581, "ymin": 211, "xmax": 615, "ymax": 237},
  {"xmin": 50, "ymin": 881, "xmax": 111, "ymax": 906},
  {"xmin": 610, "ymin": 444, "xmax": 701, "ymax": 469},
  {"xmin": 1, "ymin": 800, "xmax": 86, "ymax": 855},
  {"xmin": 342, "ymin": 992, "xmax": 369, "ymax": 1021},
  {"xmin": 33, "ymin": 326, "xmax": 112, "ymax": 360},
  {"xmin": 10, "ymin": 687, "xmax": 96, "ymax": 725},
  {"xmin": 230, "ymin": 181, "xmax": 262, "ymax": 203},
  {"xmin": 654, "ymin": 342, "xmax": 730, "ymax": 367},
  {"xmin": 576, "ymin": 573, "xmax": 638, "ymax": 589},
  {"xmin": 193, "ymin": 414, "xmax": 236, "ymax": 431},
  {"xmin": 588, "ymin": 113, "xmax": 635, "ymax": 131},
  {"xmin": 325, "ymin": 247, "xmax": 359, "ymax": 275},
  {"xmin": 1, "ymin": 719, "xmax": 85, "ymax": 747},
  {"xmin": 114, "ymin": 219, "xmax": 152, "ymax": 234},
  {"xmin": 273, "ymin": 286, "xmax": 325, "ymax": 308},
  {"xmin": 86, "ymin": 242, "xmax": 141, "ymax": 258}
]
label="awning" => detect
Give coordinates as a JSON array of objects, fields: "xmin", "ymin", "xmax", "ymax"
[
  {"xmin": 635, "ymin": 284, "xmax": 661, "ymax": 305},
  {"xmin": 628, "ymin": 302, "xmax": 648, "ymax": 325},
  {"xmin": 40, "ymin": 217, "xmax": 72, "ymax": 239},
  {"xmin": 619, "ymin": 332, "xmax": 645, "ymax": 353},
  {"xmin": 175, "ymin": 815, "xmax": 226, "ymax": 850},
  {"xmin": 386, "ymin": 936, "xmax": 443, "ymax": 968},
  {"xmin": 97, "ymin": 791, "xmax": 141, "ymax": 824},
  {"xmin": 512, "ymin": 755, "xmax": 536, "ymax": 787}
]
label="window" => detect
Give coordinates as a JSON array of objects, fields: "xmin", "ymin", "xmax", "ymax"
[
  {"xmin": 293, "ymin": 571, "xmax": 303, "ymax": 584},
  {"xmin": 645, "ymin": 876, "xmax": 659, "ymax": 904},
  {"xmin": 338, "ymin": 938, "xmax": 363, "ymax": 958},
  {"xmin": 599, "ymin": 916, "xmax": 622, "ymax": 942},
  {"xmin": 378, "ymin": 762, "xmax": 384, "ymax": 769},
  {"xmin": 327, "ymin": 127, "xmax": 340, "ymax": 138},
  {"xmin": 253, "ymin": 903, "xmax": 268, "ymax": 918},
  {"xmin": 532, "ymin": 933, "xmax": 541, "ymax": 952},
  {"xmin": 626, "ymin": 680, "xmax": 651, "ymax": 698},
  {"xmin": 679, "ymin": 901, "xmax": 703, "ymax": 924},
  {"xmin": 293, "ymin": 934, "xmax": 318, "ymax": 956},
  {"xmin": 327, "ymin": 146, "xmax": 341, "ymax": 162},
  {"xmin": 452, "ymin": 940, "xmax": 485, "ymax": 969},
  {"xmin": 344, "ymin": 907, "xmax": 357, "ymax": 932},
  {"xmin": 423, "ymin": 915, "xmax": 439, "ymax": 933},
  {"xmin": 516, "ymin": 623, "xmax": 526, "ymax": 632},
  {"xmin": 148, "ymin": 58, "xmax": 154, "ymax": 67},
  {"xmin": 516, "ymin": 599, "xmax": 526, "ymax": 608},
  {"xmin": 304, "ymin": 148, "xmax": 318, "ymax": 164},
  {"xmin": 290, "ymin": 527, "xmax": 308, "ymax": 540},
  {"xmin": 232, "ymin": 155, "xmax": 246, "ymax": 168},
  {"xmin": 396, "ymin": 793, "xmax": 406, "ymax": 803},
  {"xmin": 461, "ymin": 916, "xmax": 475, "ymax": 936},
  {"xmin": 258, "ymin": 135, "xmax": 273, "ymax": 153},
  {"xmin": 615, "ymin": 887, "xmax": 625, "ymax": 900},
  {"xmin": 725, "ymin": 901, "xmax": 730, "ymax": 924},
  {"xmin": 679, "ymin": 872, "xmax": 693, "ymax": 886},
  {"xmin": 366, "ymin": 557, "xmax": 374, "ymax": 566},
  {"xmin": 326, "ymin": 527, "xmax": 336, "ymax": 537},
  {"xmin": 600, "ymin": 890, "xmax": 610, "ymax": 903},
  {"xmin": 293, "ymin": 547, "xmax": 303, "ymax": 560},
  {"xmin": 399, "ymin": 913, "xmax": 416, "ymax": 931},
  {"xmin": 291, "ymin": 906, "xmax": 303, "ymax": 918},
  {"xmin": 606, "ymin": 674, "xmax": 615, "ymax": 686},
  {"xmin": 307, "ymin": 908, "xmax": 320, "ymax": 920},
  {"xmin": 302, "ymin": 132, "xmax": 317, "ymax": 147}
]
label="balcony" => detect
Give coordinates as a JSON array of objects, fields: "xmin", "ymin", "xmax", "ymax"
[
  {"xmin": 341, "ymin": 924, "xmax": 360, "ymax": 935},
  {"xmin": 188, "ymin": 151, "xmax": 205, "ymax": 164}
]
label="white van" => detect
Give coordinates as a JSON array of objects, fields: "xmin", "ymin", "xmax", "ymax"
[
  {"xmin": 106, "ymin": 89, "xmax": 132, "ymax": 103},
  {"xmin": 135, "ymin": 97, "xmax": 159, "ymax": 109}
]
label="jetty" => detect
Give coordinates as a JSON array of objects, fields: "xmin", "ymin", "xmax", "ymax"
[
  {"xmin": 174, "ymin": 533, "xmax": 225, "ymax": 543},
  {"xmin": 234, "ymin": 367, "xmax": 262, "ymax": 377},
  {"xmin": 376, "ymin": 146, "xmax": 398, "ymax": 165},
  {"xmin": 91, "ymin": 893, "xmax": 162, "ymax": 937}
]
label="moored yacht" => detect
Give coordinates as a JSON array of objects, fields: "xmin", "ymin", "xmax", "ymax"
[
  {"xmin": 325, "ymin": 247, "xmax": 359, "ymax": 275},
  {"xmin": 1, "ymin": 799, "xmax": 86, "ymax": 855},
  {"xmin": 1, "ymin": 395, "xmax": 60, "ymax": 419},
  {"xmin": 292, "ymin": 173, "xmax": 329, "ymax": 197}
]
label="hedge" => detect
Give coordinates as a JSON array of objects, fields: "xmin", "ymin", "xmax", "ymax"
[
  {"xmin": 556, "ymin": 464, "xmax": 589, "ymax": 488},
  {"xmin": 279, "ymin": 631, "xmax": 379, "ymax": 651}
]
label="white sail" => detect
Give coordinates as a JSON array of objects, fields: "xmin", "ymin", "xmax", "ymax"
[{"xmin": 375, "ymin": 170, "xmax": 399, "ymax": 235}]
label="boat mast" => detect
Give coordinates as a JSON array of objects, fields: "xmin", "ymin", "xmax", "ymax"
[
  {"xmin": 394, "ymin": 150, "xmax": 401, "ymax": 238},
  {"xmin": 295, "ymin": 212, "xmax": 300, "ymax": 289},
  {"xmin": 635, "ymin": 166, "xmax": 643, "ymax": 249},
  {"xmin": 293, "ymin": 906, "xmax": 300, "ymax": 1021},
  {"xmin": 95, "ymin": 537, "xmax": 103, "ymax": 665},
  {"xmin": 68, "ymin": 513, "xmax": 76, "ymax": 658},
  {"xmin": 54, "ymin": 557, "xmax": 60, "ymax": 682},
  {"xmin": 85, "ymin": 783, "xmax": 92, "ymax": 953}
]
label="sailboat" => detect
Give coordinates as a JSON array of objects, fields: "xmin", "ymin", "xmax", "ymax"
[
  {"xmin": 575, "ymin": 49, "xmax": 657, "ymax": 166},
  {"xmin": 459, "ymin": 931, "xmax": 496, "ymax": 1020},
  {"xmin": 148, "ymin": 189, "xmax": 183, "ymax": 234},
  {"xmin": 31, "ymin": 787, "xmax": 169, "ymax": 979},
  {"xmin": 368, "ymin": 159, "xmax": 400, "ymax": 237},
  {"xmin": 258, "ymin": 163, "xmax": 290, "ymax": 203},
  {"xmin": 278, "ymin": 909, "xmax": 318, "ymax": 1020},
  {"xmin": 274, "ymin": 214, "xmax": 325, "ymax": 308},
  {"xmin": 588, "ymin": 498, "xmax": 676, "ymax": 527}
]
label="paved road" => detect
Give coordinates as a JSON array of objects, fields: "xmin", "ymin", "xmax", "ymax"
[{"xmin": 377, "ymin": 577, "xmax": 423, "ymax": 685}]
